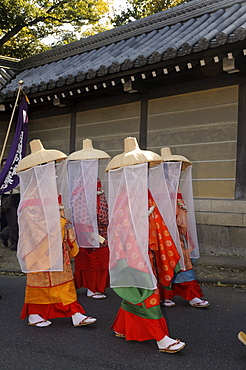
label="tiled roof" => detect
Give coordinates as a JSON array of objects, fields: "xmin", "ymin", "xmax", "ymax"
[
  {"xmin": 1, "ymin": 0, "xmax": 246, "ymax": 101},
  {"xmin": 0, "ymin": 57, "xmax": 18, "ymax": 90},
  {"xmin": 0, "ymin": 67, "xmax": 15, "ymax": 88}
]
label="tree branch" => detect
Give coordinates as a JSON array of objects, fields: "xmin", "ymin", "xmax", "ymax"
[
  {"xmin": 0, "ymin": 0, "xmax": 101, "ymax": 48},
  {"xmin": 0, "ymin": 12, "xmax": 98, "ymax": 47}
]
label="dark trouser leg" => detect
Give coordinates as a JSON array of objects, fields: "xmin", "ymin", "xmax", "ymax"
[
  {"xmin": 5, "ymin": 205, "xmax": 18, "ymax": 251},
  {"xmin": 0, "ymin": 225, "xmax": 9, "ymax": 246}
]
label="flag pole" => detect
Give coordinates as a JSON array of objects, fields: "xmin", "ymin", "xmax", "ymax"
[{"xmin": 0, "ymin": 80, "xmax": 24, "ymax": 164}]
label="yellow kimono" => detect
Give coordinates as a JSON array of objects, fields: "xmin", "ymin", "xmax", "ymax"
[{"xmin": 21, "ymin": 212, "xmax": 85, "ymax": 320}]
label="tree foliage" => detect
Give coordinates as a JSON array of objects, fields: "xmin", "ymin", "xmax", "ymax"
[
  {"xmin": 0, "ymin": 0, "xmax": 111, "ymax": 58},
  {"xmin": 112, "ymin": 0, "xmax": 191, "ymax": 27}
]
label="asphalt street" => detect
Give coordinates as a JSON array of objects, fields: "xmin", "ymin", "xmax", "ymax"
[{"xmin": 0, "ymin": 275, "xmax": 246, "ymax": 370}]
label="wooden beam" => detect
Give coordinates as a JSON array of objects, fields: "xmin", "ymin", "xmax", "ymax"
[
  {"xmin": 139, "ymin": 98, "xmax": 148, "ymax": 150},
  {"xmin": 235, "ymin": 83, "xmax": 246, "ymax": 199},
  {"xmin": 69, "ymin": 108, "xmax": 76, "ymax": 154}
]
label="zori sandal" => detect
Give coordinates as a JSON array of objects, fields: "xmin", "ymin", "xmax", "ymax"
[
  {"xmin": 115, "ymin": 332, "xmax": 126, "ymax": 338},
  {"xmin": 87, "ymin": 289, "xmax": 106, "ymax": 299},
  {"xmin": 189, "ymin": 298, "xmax": 210, "ymax": 308},
  {"xmin": 74, "ymin": 316, "xmax": 97, "ymax": 327},
  {"xmin": 28, "ymin": 320, "xmax": 52, "ymax": 327},
  {"xmin": 162, "ymin": 299, "xmax": 176, "ymax": 307},
  {"xmin": 159, "ymin": 339, "xmax": 186, "ymax": 353},
  {"xmin": 28, "ymin": 314, "xmax": 52, "ymax": 327},
  {"xmin": 157, "ymin": 336, "xmax": 186, "ymax": 353}
]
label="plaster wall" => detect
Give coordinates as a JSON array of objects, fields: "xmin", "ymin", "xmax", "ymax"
[
  {"xmin": 27, "ymin": 113, "xmax": 71, "ymax": 154},
  {"xmin": 147, "ymin": 85, "xmax": 238, "ymax": 199},
  {"xmin": 76, "ymin": 102, "xmax": 141, "ymax": 157}
]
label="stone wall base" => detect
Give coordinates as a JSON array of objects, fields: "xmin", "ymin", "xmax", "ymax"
[{"xmin": 197, "ymin": 224, "xmax": 246, "ymax": 257}]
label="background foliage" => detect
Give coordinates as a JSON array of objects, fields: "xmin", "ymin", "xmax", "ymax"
[
  {"xmin": 0, "ymin": 0, "xmax": 110, "ymax": 58},
  {"xmin": 112, "ymin": 0, "xmax": 190, "ymax": 27}
]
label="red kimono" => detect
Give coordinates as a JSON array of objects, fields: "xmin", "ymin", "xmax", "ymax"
[
  {"xmin": 74, "ymin": 180, "xmax": 109, "ymax": 293},
  {"xmin": 111, "ymin": 191, "xmax": 180, "ymax": 341}
]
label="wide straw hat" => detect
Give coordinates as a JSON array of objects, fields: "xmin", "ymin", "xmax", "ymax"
[
  {"xmin": 67, "ymin": 138, "xmax": 110, "ymax": 160},
  {"xmin": 16, "ymin": 139, "xmax": 67, "ymax": 172},
  {"xmin": 106, "ymin": 137, "xmax": 162, "ymax": 171},
  {"xmin": 160, "ymin": 147, "xmax": 192, "ymax": 170}
]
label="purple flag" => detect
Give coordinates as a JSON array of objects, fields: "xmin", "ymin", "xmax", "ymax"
[{"xmin": 0, "ymin": 96, "xmax": 28, "ymax": 194}]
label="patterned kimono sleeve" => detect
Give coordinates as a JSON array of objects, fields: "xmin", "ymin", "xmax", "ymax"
[
  {"xmin": 97, "ymin": 179, "xmax": 109, "ymax": 247},
  {"xmin": 176, "ymin": 194, "xmax": 187, "ymax": 237}
]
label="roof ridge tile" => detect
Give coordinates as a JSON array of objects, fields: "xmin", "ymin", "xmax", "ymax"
[{"xmin": 18, "ymin": 0, "xmax": 241, "ymax": 69}]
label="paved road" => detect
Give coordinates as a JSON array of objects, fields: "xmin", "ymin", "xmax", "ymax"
[{"xmin": 0, "ymin": 275, "xmax": 246, "ymax": 370}]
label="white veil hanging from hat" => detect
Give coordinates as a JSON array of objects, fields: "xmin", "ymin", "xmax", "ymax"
[
  {"xmin": 98, "ymin": 158, "xmax": 110, "ymax": 199},
  {"xmin": 68, "ymin": 159, "xmax": 100, "ymax": 248},
  {"xmin": 163, "ymin": 162, "xmax": 182, "ymax": 207},
  {"xmin": 149, "ymin": 163, "xmax": 185, "ymax": 270},
  {"xmin": 164, "ymin": 161, "xmax": 199, "ymax": 259},
  {"xmin": 56, "ymin": 159, "xmax": 71, "ymax": 222},
  {"xmin": 179, "ymin": 165, "xmax": 200, "ymax": 259},
  {"xmin": 108, "ymin": 163, "xmax": 157, "ymax": 290},
  {"xmin": 17, "ymin": 162, "xmax": 63, "ymax": 273}
]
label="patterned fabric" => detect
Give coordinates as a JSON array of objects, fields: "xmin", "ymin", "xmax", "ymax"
[
  {"xmin": 71, "ymin": 184, "xmax": 92, "ymax": 227},
  {"xmin": 143, "ymin": 288, "xmax": 160, "ymax": 309},
  {"xmin": 176, "ymin": 192, "xmax": 193, "ymax": 270},
  {"xmin": 97, "ymin": 180, "xmax": 109, "ymax": 248},
  {"xmin": 109, "ymin": 186, "xmax": 151, "ymax": 278},
  {"xmin": 70, "ymin": 175, "xmax": 95, "ymax": 247},
  {"xmin": 148, "ymin": 190, "xmax": 180, "ymax": 287},
  {"xmin": 73, "ymin": 179, "xmax": 109, "ymax": 292}
]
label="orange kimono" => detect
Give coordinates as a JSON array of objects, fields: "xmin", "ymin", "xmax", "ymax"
[{"xmin": 21, "ymin": 212, "xmax": 85, "ymax": 320}]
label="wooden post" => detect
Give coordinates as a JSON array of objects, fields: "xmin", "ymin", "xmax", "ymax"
[
  {"xmin": 235, "ymin": 83, "xmax": 246, "ymax": 199},
  {"xmin": 69, "ymin": 108, "xmax": 77, "ymax": 154},
  {"xmin": 139, "ymin": 98, "xmax": 148, "ymax": 150}
]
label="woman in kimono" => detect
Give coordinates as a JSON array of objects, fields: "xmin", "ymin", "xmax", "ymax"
[
  {"xmin": 67, "ymin": 139, "xmax": 110, "ymax": 299},
  {"xmin": 106, "ymin": 137, "xmax": 186, "ymax": 353},
  {"xmin": 158, "ymin": 148, "xmax": 209, "ymax": 308},
  {"xmin": 16, "ymin": 140, "xmax": 97, "ymax": 327}
]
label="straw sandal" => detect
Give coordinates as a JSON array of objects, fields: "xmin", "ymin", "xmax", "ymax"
[
  {"xmin": 189, "ymin": 298, "xmax": 210, "ymax": 308},
  {"xmin": 162, "ymin": 299, "xmax": 176, "ymax": 307},
  {"xmin": 74, "ymin": 316, "xmax": 97, "ymax": 327},
  {"xmin": 87, "ymin": 292, "xmax": 106, "ymax": 299},
  {"xmin": 114, "ymin": 332, "xmax": 126, "ymax": 338},
  {"xmin": 28, "ymin": 320, "xmax": 51, "ymax": 327},
  {"xmin": 87, "ymin": 289, "xmax": 106, "ymax": 299},
  {"xmin": 159, "ymin": 339, "xmax": 186, "ymax": 353}
]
